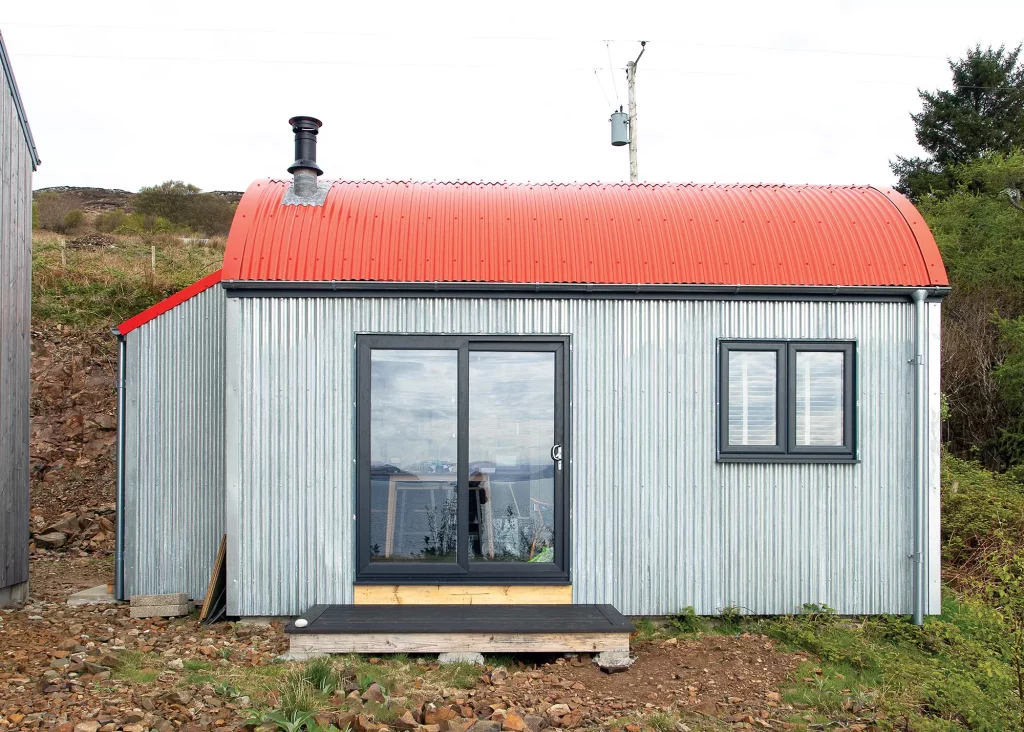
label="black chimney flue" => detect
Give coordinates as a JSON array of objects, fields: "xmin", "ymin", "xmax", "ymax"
[{"xmin": 288, "ymin": 116, "xmax": 323, "ymax": 175}]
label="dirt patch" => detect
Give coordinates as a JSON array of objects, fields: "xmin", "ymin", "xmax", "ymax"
[{"xmin": 460, "ymin": 637, "xmax": 804, "ymax": 728}]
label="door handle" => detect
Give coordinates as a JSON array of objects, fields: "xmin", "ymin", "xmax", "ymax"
[{"xmin": 550, "ymin": 444, "xmax": 563, "ymax": 471}]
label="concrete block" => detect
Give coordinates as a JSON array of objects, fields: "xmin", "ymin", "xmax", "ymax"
[
  {"xmin": 0, "ymin": 581, "xmax": 29, "ymax": 608},
  {"xmin": 130, "ymin": 593, "xmax": 187, "ymax": 607},
  {"xmin": 593, "ymin": 650, "xmax": 634, "ymax": 672},
  {"xmin": 68, "ymin": 584, "xmax": 118, "ymax": 606},
  {"xmin": 130, "ymin": 603, "xmax": 190, "ymax": 618},
  {"xmin": 438, "ymin": 652, "xmax": 485, "ymax": 665}
]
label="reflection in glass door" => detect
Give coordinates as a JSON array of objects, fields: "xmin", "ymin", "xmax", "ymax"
[
  {"xmin": 469, "ymin": 352, "xmax": 555, "ymax": 563},
  {"xmin": 369, "ymin": 350, "xmax": 458, "ymax": 562}
]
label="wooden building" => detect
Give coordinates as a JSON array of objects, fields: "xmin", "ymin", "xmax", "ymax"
[{"xmin": 0, "ymin": 30, "xmax": 40, "ymax": 607}]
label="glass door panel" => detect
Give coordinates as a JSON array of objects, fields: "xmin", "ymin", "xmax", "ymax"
[
  {"xmin": 468, "ymin": 351, "xmax": 556, "ymax": 563},
  {"xmin": 369, "ymin": 349, "xmax": 458, "ymax": 562}
]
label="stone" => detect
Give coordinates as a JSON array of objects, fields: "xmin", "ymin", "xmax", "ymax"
[
  {"xmin": 36, "ymin": 532, "xmax": 68, "ymax": 548},
  {"xmin": 502, "ymin": 712, "xmax": 527, "ymax": 731},
  {"xmin": 158, "ymin": 689, "xmax": 192, "ymax": 706},
  {"xmin": 559, "ymin": 711, "xmax": 584, "ymax": 729},
  {"xmin": 393, "ymin": 711, "xmax": 419, "ymax": 730},
  {"xmin": 523, "ymin": 714, "xmax": 546, "ymax": 732},
  {"xmin": 362, "ymin": 682, "xmax": 386, "ymax": 703},
  {"xmin": 545, "ymin": 704, "xmax": 570, "ymax": 723},
  {"xmin": 593, "ymin": 650, "xmax": 635, "ymax": 672},
  {"xmin": 425, "ymin": 706, "xmax": 458, "ymax": 725},
  {"xmin": 73, "ymin": 723, "xmax": 101, "ymax": 732},
  {"xmin": 468, "ymin": 722, "xmax": 501, "ymax": 732},
  {"xmin": 438, "ymin": 651, "xmax": 485, "ymax": 665},
  {"xmin": 167, "ymin": 658, "xmax": 184, "ymax": 670}
]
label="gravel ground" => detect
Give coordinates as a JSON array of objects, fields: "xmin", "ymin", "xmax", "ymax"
[{"xmin": 0, "ymin": 557, "xmax": 809, "ymax": 731}]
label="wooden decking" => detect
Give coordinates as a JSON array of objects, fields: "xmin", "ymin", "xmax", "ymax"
[{"xmin": 285, "ymin": 604, "xmax": 633, "ymax": 656}]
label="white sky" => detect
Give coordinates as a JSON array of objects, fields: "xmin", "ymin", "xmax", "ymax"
[{"xmin": 4, "ymin": 0, "xmax": 1023, "ymax": 192}]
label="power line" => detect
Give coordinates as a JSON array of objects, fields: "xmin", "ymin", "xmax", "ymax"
[
  {"xmin": 0, "ymin": 20, "xmax": 956, "ymax": 62},
  {"xmin": 11, "ymin": 50, "xmax": 1021, "ymax": 91},
  {"xmin": 605, "ymin": 41, "xmax": 622, "ymax": 105},
  {"xmin": 593, "ymin": 69, "xmax": 614, "ymax": 108}
]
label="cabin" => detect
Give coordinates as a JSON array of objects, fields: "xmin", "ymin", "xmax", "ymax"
[
  {"xmin": 0, "ymin": 30, "xmax": 40, "ymax": 607},
  {"xmin": 114, "ymin": 117, "xmax": 947, "ymax": 655}
]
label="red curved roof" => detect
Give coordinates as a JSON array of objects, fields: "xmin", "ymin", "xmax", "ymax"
[{"xmin": 222, "ymin": 181, "xmax": 947, "ymax": 288}]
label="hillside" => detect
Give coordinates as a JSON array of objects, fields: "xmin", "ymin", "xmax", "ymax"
[{"xmin": 33, "ymin": 185, "xmax": 243, "ymax": 212}]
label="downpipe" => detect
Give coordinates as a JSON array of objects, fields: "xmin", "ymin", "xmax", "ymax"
[
  {"xmin": 912, "ymin": 289, "xmax": 927, "ymax": 626},
  {"xmin": 114, "ymin": 334, "xmax": 127, "ymax": 601}
]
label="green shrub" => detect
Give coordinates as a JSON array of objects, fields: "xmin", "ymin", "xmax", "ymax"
[
  {"xmin": 134, "ymin": 180, "xmax": 236, "ymax": 235},
  {"xmin": 34, "ymin": 192, "xmax": 78, "ymax": 233},
  {"xmin": 63, "ymin": 209, "xmax": 85, "ymax": 232},
  {"xmin": 667, "ymin": 606, "xmax": 704, "ymax": 634},
  {"xmin": 94, "ymin": 209, "xmax": 127, "ymax": 233},
  {"xmin": 941, "ymin": 454, "xmax": 1024, "ymax": 570}
]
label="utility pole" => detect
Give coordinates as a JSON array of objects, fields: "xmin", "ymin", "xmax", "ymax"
[{"xmin": 625, "ymin": 41, "xmax": 646, "ymax": 183}]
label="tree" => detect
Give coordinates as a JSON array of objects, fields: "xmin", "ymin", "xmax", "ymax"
[
  {"xmin": 134, "ymin": 180, "xmax": 236, "ymax": 235},
  {"xmin": 920, "ymin": 150, "xmax": 1024, "ymax": 468},
  {"xmin": 892, "ymin": 44, "xmax": 1024, "ymax": 200}
]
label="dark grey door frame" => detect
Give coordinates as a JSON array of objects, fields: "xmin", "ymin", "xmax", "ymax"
[{"xmin": 355, "ymin": 334, "xmax": 571, "ymax": 585}]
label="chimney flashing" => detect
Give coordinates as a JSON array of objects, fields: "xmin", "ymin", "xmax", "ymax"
[{"xmin": 282, "ymin": 178, "xmax": 331, "ymax": 207}]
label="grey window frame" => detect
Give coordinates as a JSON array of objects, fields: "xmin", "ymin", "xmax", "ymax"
[{"xmin": 718, "ymin": 339, "xmax": 857, "ymax": 463}]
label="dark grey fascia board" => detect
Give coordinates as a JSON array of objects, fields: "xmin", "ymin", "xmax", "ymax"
[
  {"xmin": 221, "ymin": 280, "xmax": 951, "ymax": 303},
  {"xmin": 0, "ymin": 30, "xmax": 41, "ymax": 169}
]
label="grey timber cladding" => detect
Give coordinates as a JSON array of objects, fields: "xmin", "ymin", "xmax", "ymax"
[
  {"xmin": 123, "ymin": 285, "xmax": 226, "ymax": 600},
  {"xmin": 225, "ymin": 296, "xmax": 942, "ymax": 618},
  {"xmin": 0, "ymin": 47, "xmax": 33, "ymax": 594}
]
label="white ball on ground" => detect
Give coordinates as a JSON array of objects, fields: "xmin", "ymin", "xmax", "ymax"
[{"xmin": 294, "ymin": 618, "xmax": 308, "ymax": 628}]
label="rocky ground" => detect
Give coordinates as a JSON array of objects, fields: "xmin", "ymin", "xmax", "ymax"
[
  {"xmin": 29, "ymin": 326, "xmax": 117, "ymax": 557},
  {"xmin": 0, "ymin": 558, "xmax": 811, "ymax": 732}
]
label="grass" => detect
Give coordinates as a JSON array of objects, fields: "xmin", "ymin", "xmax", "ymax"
[
  {"xmin": 112, "ymin": 651, "xmax": 161, "ymax": 684},
  {"xmin": 31, "ymin": 231, "xmax": 222, "ymax": 328},
  {"xmin": 715, "ymin": 596, "xmax": 1020, "ymax": 730}
]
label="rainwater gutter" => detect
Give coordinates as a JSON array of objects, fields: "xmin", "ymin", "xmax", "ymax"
[
  {"xmin": 113, "ymin": 331, "xmax": 127, "ymax": 601},
  {"xmin": 911, "ymin": 289, "xmax": 927, "ymax": 626}
]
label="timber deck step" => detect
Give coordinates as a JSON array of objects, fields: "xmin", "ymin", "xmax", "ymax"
[{"xmin": 284, "ymin": 604, "xmax": 633, "ymax": 656}]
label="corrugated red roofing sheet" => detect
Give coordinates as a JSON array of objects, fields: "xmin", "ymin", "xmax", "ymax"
[
  {"xmin": 223, "ymin": 181, "xmax": 945, "ymax": 288},
  {"xmin": 114, "ymin": 269, "xmax": 222, "ymax": 335}
]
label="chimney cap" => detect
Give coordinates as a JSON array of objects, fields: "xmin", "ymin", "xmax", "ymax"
[{"xmin": 289, "ymin": 115, "xmax": 323, "ymax": 130}]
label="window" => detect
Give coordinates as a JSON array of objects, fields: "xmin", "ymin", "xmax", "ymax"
[
  {"xmin": 719, "ymin": 341, "xmax": 855, "ymax": 462},
  {"xmin": 356, "ymin": 335, "xmax": 569, "ymax": 584}
]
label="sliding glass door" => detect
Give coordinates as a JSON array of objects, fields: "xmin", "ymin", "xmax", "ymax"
[{"xmin": 356, "ymin": 335, "xmax": 569, "ymax": 583}]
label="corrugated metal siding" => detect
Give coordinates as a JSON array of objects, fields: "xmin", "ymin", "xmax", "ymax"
[
  {"xmin": 0, "ymin": 59, "xmax": 32, "ymax": 594},
  {"xmin": 223, "ymin": 181, "xmax": 947, "ymax": 288},
  {"xmin": 123, "ymin": 285, "xmax": 226, "ymax": 599},
  {"xmin": 227, "ymin": 297, "xmax": 931, "ymax": 617}
]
